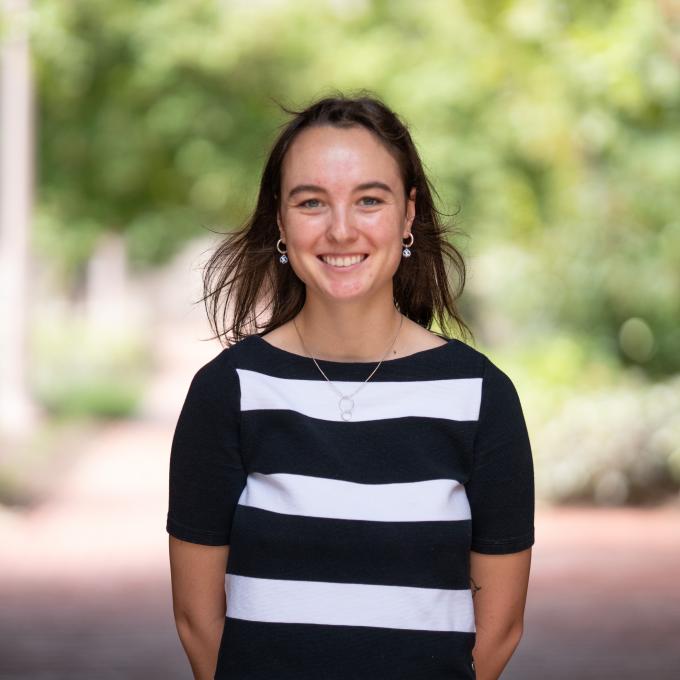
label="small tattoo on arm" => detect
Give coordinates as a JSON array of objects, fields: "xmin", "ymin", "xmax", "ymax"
[{"xmin": 470, "ymin": 577, "xmax": 482, "ymax": 598}]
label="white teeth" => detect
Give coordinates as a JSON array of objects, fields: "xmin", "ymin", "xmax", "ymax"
[{"xmin": 321, "ymin": 254, "xmax": 367, "ymax": 267}]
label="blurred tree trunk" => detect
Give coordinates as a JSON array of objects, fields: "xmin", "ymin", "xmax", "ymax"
[{"xmin": 0, "ymin": 0, "xmax": 39, "ymax": 437}]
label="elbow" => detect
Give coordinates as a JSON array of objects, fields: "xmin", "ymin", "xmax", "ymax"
[
  {"xmin": 479, "ymin": 619, "xmax": 524, "ymax": 651},
  {"xmin": 511, "ymin": 622, "xmax": 524, "ymax": 645},
  {"xmin": 503, "ymin": 621, "xmax": 524, "ymax": 655},
  {"xmin": 173, "ymin": 603, "xmax": 226, "ymax": 636},
  {"xmin": 497, "ymin": 622, "xmax": 524, "ymax": 665},
  {"xmin": 174, "ymin": 610, "xmax": 225, "ymax": 649},
  {"xmin": 472, "ymin": 621, "xmax": 524, "ymax": 680},
  {"xmin": 174, "ymin": 610, "xmax": 201, "ymax": 640},
  {"xmin": 501, "ymin": 612, "xmax": 524, "ymax": 643},
  {"xmin": 172, "ymin": 590, "xmax": 226, "ymax": 629}
]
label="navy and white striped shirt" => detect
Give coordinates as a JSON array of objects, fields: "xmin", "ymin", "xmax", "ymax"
[{"xmin": 167, "ymin": 333, "xmax": 535, "ymax": 679}]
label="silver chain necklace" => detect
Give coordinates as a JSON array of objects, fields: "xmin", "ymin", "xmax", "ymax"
[{"xmin": 292, "ymin": 314, "xmax": 404, "ymax": 422}]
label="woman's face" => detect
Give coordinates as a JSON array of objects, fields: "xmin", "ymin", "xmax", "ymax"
[{"xmin": 277, "ymin": 124, "xmax": 416, "ymax": 303}]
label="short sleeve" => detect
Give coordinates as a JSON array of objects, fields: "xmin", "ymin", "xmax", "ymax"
[
  {"xmin": 465, "ymin": 356, "xmax": 535, "ymax": 554},
  {"xmin": 166, "ymin": 350, "xmax": 247, "ymax": 546}
]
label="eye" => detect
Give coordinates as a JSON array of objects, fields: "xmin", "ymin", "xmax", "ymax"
[
  {"xmin": 298, "ymin": 198, "xmax": 321, "ymax": 208},
  {"xmin": 360, "ymin": 196, "xmax": 383, "ymax": 206}
]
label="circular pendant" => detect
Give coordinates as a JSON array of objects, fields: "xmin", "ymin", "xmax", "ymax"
[{"xmin": 339, "ymin": 395, "xmax": 354, "ymax": 421}]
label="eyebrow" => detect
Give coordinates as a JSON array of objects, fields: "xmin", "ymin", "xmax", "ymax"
[{"xmin": 287, "ymin": 181, "xmax": 394, "ymax": 200}]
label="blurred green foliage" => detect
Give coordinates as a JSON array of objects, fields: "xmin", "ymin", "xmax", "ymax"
[
  {"xmin": 531, "ymin": 371, "xmax": 680, "ymax": 506},
  {"xmin": 29, "ymin": 315, "xmax": 151, "ymax": 419},
  {"xmin": 0, "ymin": 418, "xmax": 100, "ymax": 507},
  {"xmin": 13, "ymin": 0, "xmax": 680, "ymax": 379}
]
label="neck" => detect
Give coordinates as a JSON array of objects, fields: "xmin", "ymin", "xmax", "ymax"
[{"xmin": 292, "ymin": 297, "xmax": 404, "ymax": 363}]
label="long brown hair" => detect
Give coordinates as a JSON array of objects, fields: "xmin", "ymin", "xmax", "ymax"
[{"xmin": 200, "ymin": 89, "xmax": 474, "ymax": 347}]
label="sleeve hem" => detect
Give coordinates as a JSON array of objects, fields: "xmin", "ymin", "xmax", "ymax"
[
  {"xmin": 166, "ymin": 516, "xmax": 230, "ymax": 546},
  {"xmin": 471, "ymin": 530, "xmax": 535, "ymax": 555}
]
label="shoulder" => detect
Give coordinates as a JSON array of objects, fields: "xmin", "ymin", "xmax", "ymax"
[
  {"xmin": 192, "ymin": 347, "xmax": 235, "ymax": 382},
  {"xmin": 449, "ymin": 339, "xmax": 522, "ymax": 414},
  {"xmin": 192, "ymin": 334, "xmax": 258, "ymax": 378},
  {"xmin": 451, "ymin": 338, "xmax": 515, "ymax": 379},
  {"xmin": 445, "ymin": 337, "xmax": 489, "ymax": 375},
  {"xmin": 184, "ymin": 342, "xmax": 248, "ymax": 404}
]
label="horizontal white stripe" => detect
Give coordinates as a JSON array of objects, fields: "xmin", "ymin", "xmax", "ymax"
[
  {"xmin": 236, "ymin": 369, "xmax": 482, "ymax": 422},
  {"xmin": 226, "ymin": 574, "xmax": 476, "ymax": 633},
  {"xmin": 237, "ymin": 472, "xmax": 471, "ymax": 522}
]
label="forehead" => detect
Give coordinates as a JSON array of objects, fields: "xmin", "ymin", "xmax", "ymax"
[{"xmin": 281, "ymin": 125, "xmax": 402, "ymax": 188}]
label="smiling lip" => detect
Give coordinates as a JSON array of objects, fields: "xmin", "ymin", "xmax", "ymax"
[
  {"xmin": 318, "ymin": 254, "xmax": 369, "ymax": 270},
  {"xmin": 318, "ymin": 253, "xmax": 368, "ymax": 258}
]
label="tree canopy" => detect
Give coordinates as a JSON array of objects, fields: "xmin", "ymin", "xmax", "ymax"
[{"xmin": 17, "ymin": 0, "xmax": 680, "ymax": 374}]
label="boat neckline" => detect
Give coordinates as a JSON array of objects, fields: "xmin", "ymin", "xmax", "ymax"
[{"xmin": 251, "ymin": 333, "xmax": 456, "ymax": 367}]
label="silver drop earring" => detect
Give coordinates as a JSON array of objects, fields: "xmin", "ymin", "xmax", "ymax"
[
  {"xmin": 402, "ymin": 232, "xmax": 414, "ymax": 257},
  {"xmin": 277, "ymin": 238, "xmax": 288, "ymax": 264}
]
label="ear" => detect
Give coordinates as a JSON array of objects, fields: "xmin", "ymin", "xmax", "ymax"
[
  {"xmin": 404, "ymin": 187, "xmax": 416, "ymax": 236},
  {"xmin": 276, "ymin": 210, "xmax": 285, "ymax": 239},
  {"xmin": 274, "ymin": 191, "xmax": 284, "ymax": 237}
]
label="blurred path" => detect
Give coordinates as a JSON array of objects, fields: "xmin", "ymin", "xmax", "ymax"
[
  {"xmin": 514, "ymin": 501, "xmax": 680, "ymax": 679},
  {"xmin": 1, "ymin": 244, "xmax": 679, "ymax": 677}
]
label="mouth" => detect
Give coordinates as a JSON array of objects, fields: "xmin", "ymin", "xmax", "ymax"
[{"xmin": 317, "ymin": 254, "xmax": 369, "ymax": 270}]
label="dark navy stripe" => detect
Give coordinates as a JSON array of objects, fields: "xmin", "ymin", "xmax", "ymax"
[
  {"xmin": 241, "ymin": 409, "xmax": 476, "ymax": 484},
  {"xmin": 216, "ymin": 617, "xmax": 476, "ymax": 680},
  {"xmin": 227, "ymin": 505, "xmax": 472, "ymax": 590}
]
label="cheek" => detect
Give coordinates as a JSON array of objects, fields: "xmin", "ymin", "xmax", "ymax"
[
  {"xmin": 284, "ymin": 219, "xmax": 318, "ymax": 251},
  {"xmin": 373, "ymin": 223, "xmax": 405, "ymax": 258},
  {"xmin": 359, "ymin": 211, "xmax": 401, "ymax": 242}
]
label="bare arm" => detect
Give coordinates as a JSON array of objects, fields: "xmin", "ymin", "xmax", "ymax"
[
  {"xmin": 470, "ymin": 547, "xmax": 532, "ymax": 680},
  {"xmin": 169, "ymin": 536, "xmax": 230, "ymax": 680}
]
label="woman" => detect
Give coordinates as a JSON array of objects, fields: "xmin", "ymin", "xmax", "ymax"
[{"xmin": 167, "ymin": 92, "xmax": 534, "ymax": 680}]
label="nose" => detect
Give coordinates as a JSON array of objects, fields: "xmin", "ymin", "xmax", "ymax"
[{"xmin": 326, "ymin": 204, "xmax": 359, "ymax": 244}]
